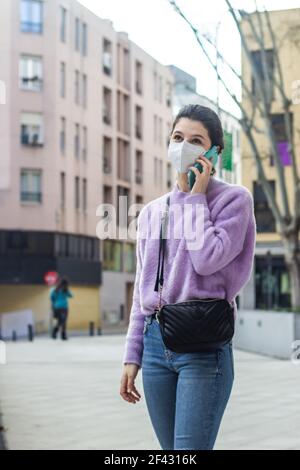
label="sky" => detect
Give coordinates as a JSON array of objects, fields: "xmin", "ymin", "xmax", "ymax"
[{"xmin": 79, "ymin": 0, "xmax": 300, "ymax": 116}]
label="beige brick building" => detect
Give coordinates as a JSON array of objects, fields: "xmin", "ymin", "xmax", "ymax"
[{"xmin": 240, "ymin": 8, "xmax": 300, "ymax": 310}]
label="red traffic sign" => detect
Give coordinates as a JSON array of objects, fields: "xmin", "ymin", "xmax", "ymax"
[{"xmin": 44, "ymin": 271, "xmax": 59, "ymax": 286}]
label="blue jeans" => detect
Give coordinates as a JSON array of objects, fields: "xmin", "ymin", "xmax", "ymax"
[{"xmin": 141, "ymin": 316, "xmax": 234, "ymax": 450}]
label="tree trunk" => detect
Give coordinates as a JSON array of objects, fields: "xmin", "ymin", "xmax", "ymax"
[{"xmin": 282, "ymin": 233, "xmax": 300, "ymax": 311}]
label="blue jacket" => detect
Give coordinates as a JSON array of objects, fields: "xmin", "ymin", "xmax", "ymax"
[{"xmin": 50, "ymin": 288, "xmax": 73, "ymax": 310}]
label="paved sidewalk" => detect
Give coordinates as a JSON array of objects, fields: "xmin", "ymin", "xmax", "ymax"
[{"xmin": 0, "ymin": 335, "xmax": 300, "ymax": 450}]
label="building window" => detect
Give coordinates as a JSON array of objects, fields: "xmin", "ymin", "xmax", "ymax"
[
  {"xmin": 270, "ymin": 113, "xmax": 293, "ymax": 166},
  {"xmin": 117, "ymin": 186, "xmax": 130, "ymax": 227},
  {"xmin": 103, "ymin": 186, "xmax": 113, "ymax": 209},
  {"xmin": 83, "ymin": 178, "xmax": 87, "ymax": 212},
  {"xmin": 124, "ymin": 243, "xmax": 135, "ymax": 273},
  {"xmin": 82, "ymin": 23, "xmax": 87, "ymax": 56},
  {"xmin": 135, "ymin": 150, "xmax": 143, "ymax": 184},
  {"xmin": 123, "ymin": 48, "xmax": 130, "ymax": 90},
  {"xmin": 167, "ymin": 162, "xmax": 172, "ymax": 188},
  {"xmin": 253, "ymin": 180, "xmax": 276, "ymax": 233},
  {"xmin": 75, "ymin": 18, "xmax": 80, "ymax": 51},
  {"xmin": 20, "ymin": 169, "xmax": 42, "ymax": 203},
  {"xmin": 60, "ymin": 6, "xmax": 67, "ymax": 43},
  {"xmin": 19, "ymin": 55, "xmax": 43, "ymax": 91},
  {"xmin": 135, "ymin": 105, "xmax": 143, "ymax": 140},
  {"xmin": 21, "ymin": 112, "xmax": 44, "ymax": 146},
  {"xmin": 103, "ymin": 38, "xmax": 112, "ymax": 76},
  {"xmin": 75, "ymin": 70, "xmax": 80, "ymax": 104},
  {"xmin": 82, "ymin": 126, "xmax": 87, "ymax": 160},
  {"xmin": 60, "ymin": 117, "xmax": 66, "ymax": 153},
  {"xmin": 251, "ymin": 49, "xmax": 274, "ymax": 99},
  {"xmin": 75, "ymin": 176, "xmax": 80, "ymax": 209},
  {"xmin": 60, "ymin": 62, "xmax": 66, "ymax": 98},
  {"xmin": 135, "ymin": 61, "xmax": 143, "ymax": 95},
  {"xmin": 20, "ymin": 0, "xmax": 43, "ymax": 34},
  {"xmin": 117, "ymin": 91, "xmax": 130, "ymax": 135},
  {"xmin": 103, "ymin": 240, "xmax": 122, "ymax": 271},
  {"xmin": 103, "ymin": 136, "xmax": 112, "ymax": 174},
  {"xmin": 103, "ymin": 87, "xmax": 112, "ymax": 125},
  {"xmin": 159, "ymin": 117, "xmax": 163, "ymax": 147},
  {"xmin": 82, "ymin": 74, "xmax": 87, "ymax": 108},
  {"xmin": 117, "ymin": 140, "xmax": 130, "ymax": 182},
  {"xmin": 74, "ymin": 124, "xmax": 80, "ymax": 158},
  {"xmin": 60, "ymin": 172, "xmax": 65, "ymax": 209},
  {"xmin": 166, "ymin": 81, "xmax": 172, "ymax": 107},
  {"xmin": 255, "ymin": 255, "xmax": 291, "ymax": 309}
]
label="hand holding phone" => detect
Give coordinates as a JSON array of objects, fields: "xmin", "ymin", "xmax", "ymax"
[{"xmin": 188, "ymin": 145, "xmax": 219, "ymax": 190}]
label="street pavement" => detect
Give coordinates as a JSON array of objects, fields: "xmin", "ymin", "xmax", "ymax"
[{"xmin": 0, "ymin": 335, "xmax": 300, "ymax": 450}]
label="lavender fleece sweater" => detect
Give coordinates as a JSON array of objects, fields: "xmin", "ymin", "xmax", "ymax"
[{"xmin": 122, "ymin": 176, "xmax": 257, "ymax": 368}]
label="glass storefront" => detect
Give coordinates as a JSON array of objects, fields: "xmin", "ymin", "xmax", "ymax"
[{"xmin": 255, "ymin": 255, "xmax": 291, "ymax": 309}]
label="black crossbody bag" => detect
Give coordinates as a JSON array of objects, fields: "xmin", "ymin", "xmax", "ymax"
[{"xmin": 153, "ymin": 195, "xmax": 235, "ymax": 353}]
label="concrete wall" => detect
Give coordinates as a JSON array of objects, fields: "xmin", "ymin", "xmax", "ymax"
[
  {"xmin": 234, "ymin": 309, "xmax": 299, "ymax": 359},
  {"xmin": 0, "ymin": 284, "xmax": 101, "ymax": 334}
]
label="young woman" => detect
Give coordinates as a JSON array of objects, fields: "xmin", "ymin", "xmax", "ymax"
[
  {"xmin": 50, "ymin": 276, "xmax": 73, "ymax": 340},
  {"xmin": 120, "ymin": 104, "xmax": 256, "ymax": 450}
]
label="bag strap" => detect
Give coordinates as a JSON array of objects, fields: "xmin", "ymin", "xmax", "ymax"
[{"xmin": 154, "ymin": 195, "xmax": 170, "ymax": 308}]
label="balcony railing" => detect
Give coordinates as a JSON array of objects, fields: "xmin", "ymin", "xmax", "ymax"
[
  {"xmin": 21, "ymin": 133, "xmax": 43, "ymax": 146},
  {"xmin": 21, "ymin": 22, "xmax": 43, "ymax": 34},
  {"xmin": 21, "ymin": 191, "xmax": 42, "ymax": 203},
  {"xmin": 20, "ymin": 76, "xmax": 43, "ymax": 91}
]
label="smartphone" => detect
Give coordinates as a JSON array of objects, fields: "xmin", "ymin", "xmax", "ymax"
[{"xmin": 188, "ymin": 145, "xmax": 219, "ymax": 190}]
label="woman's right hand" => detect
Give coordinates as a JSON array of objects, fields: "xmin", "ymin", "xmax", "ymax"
[{"xmin": 120, "ymin": 364, "xmax": 141, "ymax": 404}]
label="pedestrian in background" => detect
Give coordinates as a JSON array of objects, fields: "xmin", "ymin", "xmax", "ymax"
[{"xmin": 50, "ymin": 277, "xmax": 73, "ymax": 341}]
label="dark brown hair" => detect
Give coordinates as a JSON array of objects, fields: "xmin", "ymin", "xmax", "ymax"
[{"xmin": 169, "ymin": 104, "xmax": 224, "ymax": 176}]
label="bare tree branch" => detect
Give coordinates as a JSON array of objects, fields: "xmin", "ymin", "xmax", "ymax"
[{"xmin": 225, "ymin": 0, "xmax": 291, "ymax": 222}]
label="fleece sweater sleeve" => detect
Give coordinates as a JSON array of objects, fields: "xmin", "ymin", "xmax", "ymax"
[
  {"xmin": 122, "ymin": 218, "xmax": 144, "ymax": 369},
  {"xmin": 184, "ymin": 187, "xmax": 254, "ymax": 276}
]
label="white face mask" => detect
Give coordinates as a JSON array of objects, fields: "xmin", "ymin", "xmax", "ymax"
[{"xmin": 167, "ymin": 140, "xmax": 206, "ymax": 173}]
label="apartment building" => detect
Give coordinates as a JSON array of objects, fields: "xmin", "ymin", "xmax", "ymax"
[
  {"xmin": 0, "ymin": 0, "xmax": 174, "ymax": 335},
  {"xmin": 240, "ymin": 8, "xmax": 300, "ymax": 310}
]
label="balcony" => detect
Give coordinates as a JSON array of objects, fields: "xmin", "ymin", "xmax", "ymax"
[
  {"xmin": 21, "ymin": 21, "xmax": 43, "ymax": 34},
  {"xmin": 21, "ymin": 132, "xmax": 43, "ymax": 147},
  {"xmin": 20, "ymin": 76, "xmax": 43, "ymax": 92}
]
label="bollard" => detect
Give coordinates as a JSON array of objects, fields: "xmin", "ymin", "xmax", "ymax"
[
  {"xmin": 28, "ymin": 324, "xmax": 34, "ymax": 342},
  {"xmin": 89, "ymin": 322, "xmax": 95, "ymax": 336},
  {"xmin": 97, "ymin": 327, "xmax": 102, "ymax": 336},
  {"xmin": 12, "ymin": 331, "xmax": 17, "ymax": 342}
]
